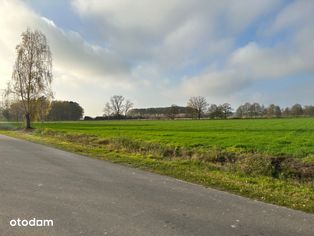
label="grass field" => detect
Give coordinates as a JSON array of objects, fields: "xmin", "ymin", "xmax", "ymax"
[
  {"xmin": 32, "ymin": 118, "xmax": 314, "ymax": 158},
  {"xmin": 1, "ymin": 118, "xmax": 314, "ymax": 213}
]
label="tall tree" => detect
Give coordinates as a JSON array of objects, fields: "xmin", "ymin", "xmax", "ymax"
[
  {"xmin": 7, "ymin": 29, "xmax": 52, "ymax": 128},
  {"xmin": 220, "ymin": 103, "xmax": 233, "ymax": 119},
  {"xmin": 104, "ymin": 95, "xmax": 133, "ymax": 118},
  {"xmin": 266, "ymin": 104, "xmax": 281, "ymax": 118},
  {"xmin": 103, "ymin": 102, "xmax": 112, "ymax": 117},
  {"xmin": 235, "ymin": 104, "xmax": 245, "ymax": 118},
  {"xmin": 48, "ymin": 101, "xmax": 83, "ymax": 121},
  {"xmin": 236, "ymin": 103, "xmax": 253, "ymax": 118},
  {"xmin": 124, "ymin": 99, "xmax": 134, "ymax": 116},
  {"xmin": 110, "ymin": 95, "xmax": 125, "ymax": 116},
  {"xmin": 187, "ymin": 96, "xmax": 208, "ymax": 119},
  {"xmin": 282, "ymin": 107, "xmax": 290, "ymax": 117},
  {"xmin": 304, "ymin": 105, "xmax": 314, "ymax": 116},
  {"xmin": 290, "ymin": 104, "xmax": 303, "ymax": 117},
  {"xmin": 208, "ymin": 104, "xmax": 219, "ymax": 119},
  {"xmin": 250, "ymin": 103, "xmax": 264, "ymax": 118}
]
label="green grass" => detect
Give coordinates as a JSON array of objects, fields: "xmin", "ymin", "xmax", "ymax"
[
  {"xmin": 27, "ymin": 118, "xmax": 314, "ymax": 158},
  {"xmin": 1, "ymin": 118, "xmax": 314, "ymax": 213}
]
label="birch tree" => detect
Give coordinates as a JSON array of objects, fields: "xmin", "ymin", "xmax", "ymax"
[{"xmin": 7, "ymin": 29, "xmax": 53, "ymax": 128}]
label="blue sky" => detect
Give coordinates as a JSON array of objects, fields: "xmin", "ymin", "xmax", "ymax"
[
  {"xmin": 23, "ymin": 1, "xmax": 81, "ymax": 31},
  {"xmin": 0, "ymin": 0, "xmax": 313, "ymax": 116}
]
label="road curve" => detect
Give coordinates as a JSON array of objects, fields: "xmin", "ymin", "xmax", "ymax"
[{"xmin": 0, "ymin": 134, "xmax": 313, "ymax": 236}]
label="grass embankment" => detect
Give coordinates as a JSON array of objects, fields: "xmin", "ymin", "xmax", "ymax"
[{"xmin": 0, "ymin": 119, "xmax": 314, "ymax": 213}]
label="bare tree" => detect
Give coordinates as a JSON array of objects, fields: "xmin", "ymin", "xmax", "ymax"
[
  {"xmin": 250, "ymin": 102, "xmax": 264, "ymax": 118},
  {"xmin": 220, "ymin": 103, "xmax": 233, "ymax": 119},
  {"xmin": 282, "ymin": 107, "xmax": 290, "ymax": 117},
  {"xmin": 104, "ymin": 95, "xmax": 133, "ymax": 118},
  {"xmin": 187, "ymin": 96, "xmax": 208, "ymax": 119},
  {"xmin": 304, "ymin": 105, "xmax": 314, "ymax": 116},
  {"xmin": 110, "ymin": 95, "xmax": 125, "ymax": 116},
  {"xmin": 266, "ymin": 104, "xmax": 281, "ymax": 118},
  {"xmin": 103, "ymin": 102, "xmax": 112, "ymax": 117},
  {"xmin": 124, "ymin": 99, "xmax": 134, "ymax": 116},
  {"xmin": 290, "ymin": 104, "xmax": 303, "ymax": 117},
  {"xmin": 236, "ymin": 102, "xmax": 264, "ymax": 118},
  {"xmin": 7, "ymin": 29, "xmax": 52, "ymax": 128}
]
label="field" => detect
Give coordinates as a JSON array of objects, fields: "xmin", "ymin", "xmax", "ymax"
[
  {"xmin": 31, "ymin": 118, "xmax": 314, "ymax": 158},
  {"xmin": 1, "ymin": 118, "xmax": 314, "ymax": 212}
]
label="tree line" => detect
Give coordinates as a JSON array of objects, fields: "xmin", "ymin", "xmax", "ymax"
[
  {"xmin": 125, "ymin": 101, "xmax": 314, "ymax": 120},
  {"xmin": 234, "ymin": 103, "xmax": 314, "ymax": 118},
  {"xmin": 1, "ymin": 29, "xmax": 313, "ymax": 127},
  {"xmin": 0, "ymin": 99, "xmax": 84, "ymax": 122},
  {"xmin": 82, "ymin": 95, "xmax": 314, "ymax": 120}
]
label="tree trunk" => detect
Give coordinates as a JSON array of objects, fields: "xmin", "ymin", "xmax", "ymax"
[{"xmin": 25, "ymin": 113, "xmax": 31, "ymax": 129}]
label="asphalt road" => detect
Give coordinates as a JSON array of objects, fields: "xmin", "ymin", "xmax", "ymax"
[{"xmin": 0, "ymin": 134, "xmax": 313, "ymax": 236}]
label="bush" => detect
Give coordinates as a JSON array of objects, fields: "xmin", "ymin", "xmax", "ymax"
[
  {"xmin": 236, "ymin": 155, "xmax": 274, "ymax": 177},
  {"xmin": 280, "ymin": 159, "xmax": 314, "ymax": 181}
]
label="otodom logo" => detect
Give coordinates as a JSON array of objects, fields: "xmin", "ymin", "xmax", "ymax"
[{"xmin": 10, "ymin": 218, "xmax": 53, "ymax": 227}]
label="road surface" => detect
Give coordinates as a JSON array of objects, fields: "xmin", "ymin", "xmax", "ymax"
[{"xmin": 0, "ymin": 134, "xmax": 313, "ymax": 236}]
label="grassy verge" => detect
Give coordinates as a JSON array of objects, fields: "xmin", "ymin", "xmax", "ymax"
[{"xmin": 1, "ymin": 129, "xmax": 314, "ymax": 214}]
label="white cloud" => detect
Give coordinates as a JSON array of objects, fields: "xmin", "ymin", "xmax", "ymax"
[
  {"xmin": 71, "ymin": 0, "xmax": 281, "ymax": 67},
  {"xmin": 270, "ymin": 0, "xmax": 314, "ymax": 33},
  {"xmin": 228, "ymin": 0, "xmax": 314, "ymax": 80},
  {"xmin": 0, "ymin": 0, "xmax": 130, "ymax": 115},
  {"xmin": 173, "ymin": 0, "xmax": 314, "ymax": 105},
  {"xmin": 179, "ymin": 70, "xmax": 245, "ymax": 97},
  {"xmin": 41, "ymin": 19, "xmax": 129, "ymax": 82},
  {"xmin": 70, "ymin": 0, "xmax": 290, "ymax": 109},
  {"xmin": 1, "ymin": 0, "xmax": 313, "ymax": 115},
  {"xmin": 229, "ymin": 42, "xmax": 307, "ymax": 78}
]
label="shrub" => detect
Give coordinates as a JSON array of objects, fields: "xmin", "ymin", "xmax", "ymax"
[
  {"xmin": 280, "ymin": 159, "xmax": 314, "ymax": 181},
  {"xmin": 236, "ymin": 155, "xmax": 274, "ymax": 177}
]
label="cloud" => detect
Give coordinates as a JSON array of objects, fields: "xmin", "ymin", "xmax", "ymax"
[
  {"xmin": 0, "ymin": 0, "xmax": 129, "ymax": 87},
  {"xmin": 41, "ymin": 17, "xmax": 129, "ymax": 82},
  {"xmin": 0, "ymin": 0, "xmax": 131, "ymax": 115},
  {"xmin": 1, "ymin": 0, "xmax": 313, "ymax": 115},
  {"xmin": 226, "ymin": 1, "xmax": 314, "ymax": 80},
  {"xmin": 71, "ymin": 0, "xmax": 281, "ymax": 68},
  {"xmin": 167, "ymin": 0, "xmax": 314, "ymax": 107},
  {"xmin": 229, "ymin": 42, "xmax": 308, "ymax": 79},
  {"xmin": 269, "ymin": 0, "xmax": 314, "ymax": 33},
  {"xmin": 69, "ymin": 0, "xmax": 290, "ymax": 109}
]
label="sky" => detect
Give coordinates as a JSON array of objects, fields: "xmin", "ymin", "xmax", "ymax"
[{"xmin": 0, "ymin": 0, "xmax": 313, "ymax": 116}]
